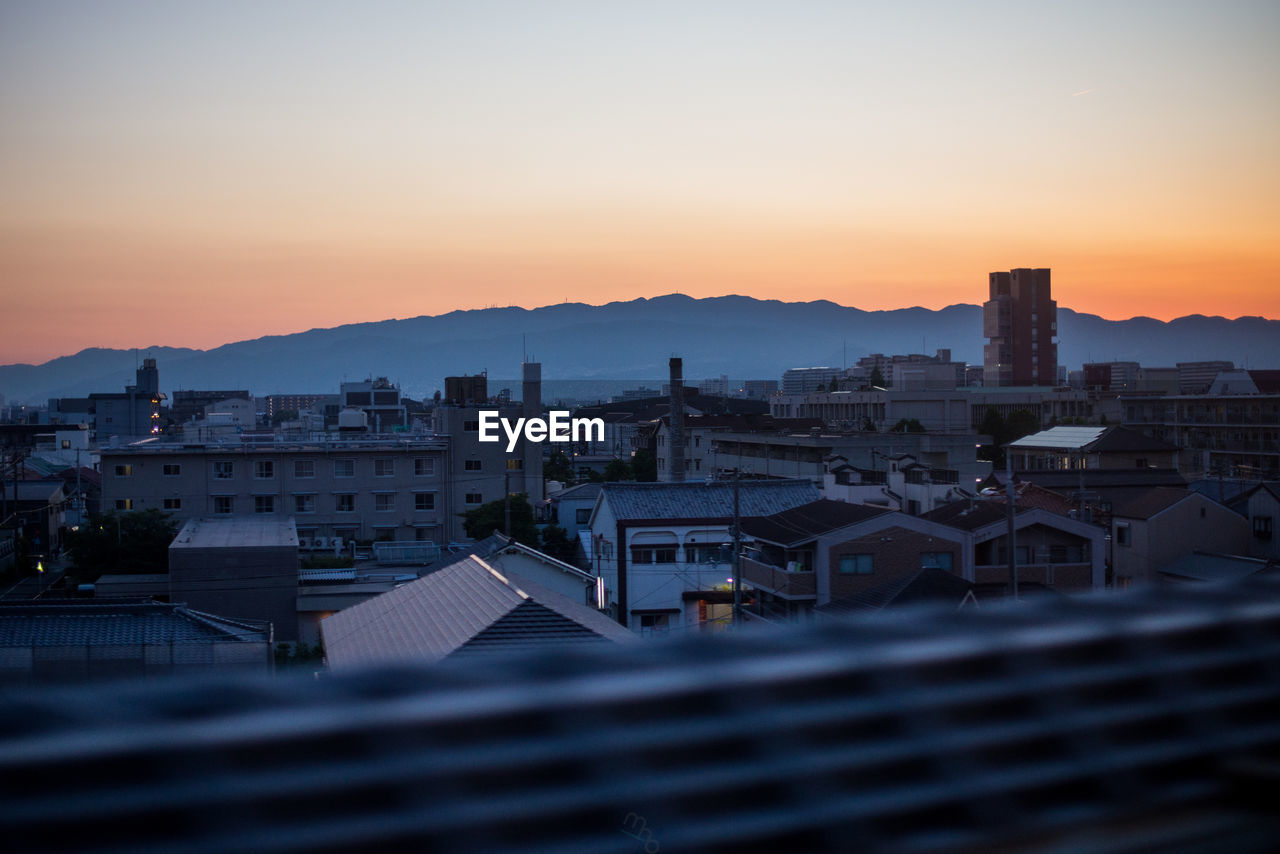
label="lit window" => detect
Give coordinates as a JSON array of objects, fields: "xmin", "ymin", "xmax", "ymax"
[
  {"xmin": 163, "ymin": 498, "xmax": 181, "ymax": 510},
  {"xmin": 115, "ymin": 499, "xmax": 133, "ymax": 510},
  {"xmin": 114, "ymin": 464, "xmax": 132, "ymax": 477}
]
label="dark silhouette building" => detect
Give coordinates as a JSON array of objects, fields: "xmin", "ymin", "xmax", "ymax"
[{"xmin": 983, "ymin": 268, "xmax": 1057, "ymax": 387}]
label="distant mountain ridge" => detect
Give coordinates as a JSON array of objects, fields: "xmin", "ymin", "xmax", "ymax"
[{"xmin": 2, "ymin": 294, "xmax": 1277, "ymax": 404}]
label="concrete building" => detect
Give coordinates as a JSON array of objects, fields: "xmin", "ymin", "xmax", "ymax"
[
  {"xmin": 1007, "ymin": 426, "xmax": 1181, "ymax": 472},
  {"xmin": 169, "ymin": 515, "xmax": 301, "ymax": 640},
  {"xmin": 100, "ymin": 435, "xmax": 455, "ymax": 544},
  {"xmin": 1176, "ymin": 361, "xmax": 1235, "ymax": 395},
  {"xmin": 88, "ymin": 357, "xmax": 166, "ymax": 441},
  {"xmin": 983, "ymin": 268, "xmax": 1057, "ymax": 387},
  {"xmin": 340, "ymin": 377, "xmax": 406, "ymax": 431},
  {"xmin": 1083, "ymin": 362, "xmax": 1140, "ymax": 393},
  {"xmin": 1111, "ymin": 488, "xmax": 1250, "ymax": 587},
  {"xmin": 171, "ymin": 390, "xmax": 252, "ymax": 425},
  {"xmin": 1120, "ymin": 385, "xmax": 1280, "ymax": 479},
  {"xmin": 782, "ymin": 367, "xmax": 842, "ymax": 395}
]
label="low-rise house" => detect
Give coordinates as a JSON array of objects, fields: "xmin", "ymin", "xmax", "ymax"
[
  {"xmin": 1007, "ymin": 425, "xmax": 1181, "ymax": 472},
  {"xmin": 823, "ymin": 452, "xmax": 972, "ymax": 515},
  {"xmin": 1111, "ymin": 488, "xmax": 1251, "ymax": 587},
  {"xmin": 320, "ymin": 555, "xmax": 634, "ymax": 669},
  {"xmin": 0, "ymin": 599, "xmax": 271, "ymax": 684},
  {"xmin": 1229, "ymin": 482, "xmax": 1280, "ymax": 561},
  {"xmin": 588, "ymin": 479, "xmax": 820, "ymax": 632},
  {"xmin": 1157, "ymin": 553, "xmax": 1277, "ymax": 585},
  {"xmin": 814, "ymin": 568, "xmax": 976, "ymax": 619}
]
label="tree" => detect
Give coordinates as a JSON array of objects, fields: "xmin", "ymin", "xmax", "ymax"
[
  {"xmin": 64, "ymin": 508, "xmax": 178, "ymax": 581},
  {"xmin": 461, "ymin": 493, "xmax": 539, "ymax": 547},
  {"xmin": 544, "ymin": 451, "xmax": 575, "ymax": 485},
  {"xmin": 539, "ymin": 524, "xmax": 576, "ymax": 563},
  {"xmin": 631, "ymin": 449, "xmax": 658, "ymax": 482},
  {"xmin": 889, "ymin": 418, "xmax": 926, "ymax": 433},
  {"xmin": 869, "ymin": 365, "xmax": 886, "ymax": 388},
  {"xmin": 271, "ymin": 408, "xmax": 299, "ymax": 425},
  {"xmin": 603, "ymin": 458, "xmax": 633, "ymax": 482},
  {"xmin": 861, "ymin": 416, "xmax": 877, "ymax": 432},
  {"xmin": 1004, "ymin": 408, "xmax": 1041, "ymax": 444}
]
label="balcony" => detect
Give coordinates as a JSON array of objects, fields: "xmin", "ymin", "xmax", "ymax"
[{"xmin": 740, "ymin": 556, "xmax": 816, "ymax": 600}]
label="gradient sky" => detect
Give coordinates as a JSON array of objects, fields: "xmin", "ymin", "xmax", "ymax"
[{"xmin": 2, "ymin": 0, "xmax": 1278, "ymax": 364}]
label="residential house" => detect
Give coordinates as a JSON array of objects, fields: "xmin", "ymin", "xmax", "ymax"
[
  {"xmin": 1229, "ymin": 482, "xmax": 1280, "ymax": 560},
  {"xmin": 1006, "ymin": 425, "xmax": 1181, "ymax": 472},
  {"xmin": 1111, "ymin": 488, "xmax": 1251, "ymax": 587}
]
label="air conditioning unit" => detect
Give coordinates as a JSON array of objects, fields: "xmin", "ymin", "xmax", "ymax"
[
  {"xmin": 329, "ymin": 537, "xmax": 346, "ymax": 550},
  {"xmin": 297, "ymin": 537, "xmax": 311, "ymax": 550}
]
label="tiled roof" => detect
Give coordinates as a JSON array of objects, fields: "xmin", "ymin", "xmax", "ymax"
[
  {"xmin": 1085, "ymin": 426, "xmax": 1180, "ymax": 454},
  {"xmin": 0, "ymin": 600, "xmax": 269, "ymax": 647},
  {"xmin": 1113, "ymin": 487, "xmax": 1196, "ymax": 520},
  {"xmin": 741, "ymin": 499, "xmax": 890, "ymax": 546},
  {"xmin": 551, "ymin": 482, "xmax": 603, "ymax": 502},
  {"xmin": 453, "ymin": 601, "xmax": 605, "ymax": 656},
  {"xmin": 1158, "ymin": 553, "xmax": 1274, "ymax": 583},
  {"xmin": 920, "ymin": 501, "xmax": 1012, "ymax": 532},
  {"xmin": 602, "ymin": 480, "xmax": 820, "ymax": 522},
  {"xmin": 321, "ymin": 556, "xmax": 633, "ymax": 668}
]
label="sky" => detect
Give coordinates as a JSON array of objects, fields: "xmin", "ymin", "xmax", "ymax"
[{"xmin": 1, "ymin": 0, "xmax": 1278, "ymax": 364}]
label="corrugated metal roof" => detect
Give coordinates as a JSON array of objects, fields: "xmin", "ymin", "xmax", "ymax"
[
  {"xmin": 602, "ymin": 480, "xmax": 820, "ymax": 521},
  {"xmin": 1007, "ymin": 426, "xmax": 1107, "ymax": 450},
  {"xmin": 321, "ymin": 556, "xmax": 631, "ymax": 668}
]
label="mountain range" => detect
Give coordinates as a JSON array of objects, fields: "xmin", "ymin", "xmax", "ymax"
[{"xmin": 3, "ymin": 295, "xmax": 1277, "ymax": 404}]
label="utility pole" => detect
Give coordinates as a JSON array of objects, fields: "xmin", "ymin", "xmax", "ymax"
[
  {"xmin": 732, "ymin": 469, "xmax": 742, "ymax": 628},
  {"xmin": 1006, "ymin": 456, "xmax": 1018, "ymax": 600}
]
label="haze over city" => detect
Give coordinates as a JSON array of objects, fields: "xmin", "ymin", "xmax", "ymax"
[{"xmin": 2, "ymin": 0, "xmax": 1278, "ymax": 364}]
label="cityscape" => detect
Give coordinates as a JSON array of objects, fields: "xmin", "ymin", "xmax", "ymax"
[{"xmin": 2, "ymin": 2, "xmax": 1278, "ymax": 852}]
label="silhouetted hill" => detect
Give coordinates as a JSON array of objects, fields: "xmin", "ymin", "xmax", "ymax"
[{"xmin": 3, "ymin": 295, "xmax": 1277, "ymax": 403}]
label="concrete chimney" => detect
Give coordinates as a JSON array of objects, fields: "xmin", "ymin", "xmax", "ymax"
[{"xmin": 669, "ymin": 357, "xmax": 685, "ymax": 483}]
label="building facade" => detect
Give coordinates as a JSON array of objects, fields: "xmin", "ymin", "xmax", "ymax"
[{"xmin": 983, "ymin": 268, "xmax": 1057, "ymax": 387}]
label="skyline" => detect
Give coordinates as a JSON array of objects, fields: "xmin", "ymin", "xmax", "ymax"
[{"xmin": 2, "ymin": 0, "xmax": 1278, "ymax": 364}]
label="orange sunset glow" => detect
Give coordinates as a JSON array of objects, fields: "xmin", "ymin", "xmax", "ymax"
[{"xmin": 2, "ymin": 1, "xmax": 1277, "ymax": 365}]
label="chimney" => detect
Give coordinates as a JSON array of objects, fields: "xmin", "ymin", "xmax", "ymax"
[{"xmin": 669, "ymin": 357, "xmax": 685, "ymax": 482}]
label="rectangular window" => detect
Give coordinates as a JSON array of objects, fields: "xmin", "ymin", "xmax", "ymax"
[
  {"xmin": 506, "ymin": 458, "xmax": 523, "ymax": 470},
  {"xmin": 114, "ymin": 464, "xmax": 132, "ymax": 477},
  {"xmin": 414, "ymin": 457, "xmax": 435, "ymax": 476},
  {"xmin": 463, "ymin": 420, "xmax": 480, "ymax": 432},
  {"xmin": 163, "ymin": 464, "xmax": 181, "ymax": 477},
  {"xmin": 465, "ymin": 492, "xmax": 483, "ymax": 505},
  {"xmin": 213, "ymin": 461, "xmax": 233, "ymax": 479},
  {"xmin": 464, "ymin": 459, "xmax": 482, "ymax": 472},
  {"xmin": 630, "ymin": 545, "xmax": 677, "ymax": 564},
  {"xmin": 254, "ymin": 460, "xmax": 275, "ymax": 479},
  {"xmin": 414, "ymin": 493, "xmax": 435, "ymax": 512},
  {"xmin": 214, "ymin": 496, "xmax": 233, "ymax": 515},
  {"xmin": 334, "ymin": 459, "xmax": 355, "ymax": 478},
  {"xmin": 839, "ymin": 554, "xmax": 875, "ymax": 575},
  {"xmin": 575, "ymin": 508, "xmax": 591, "ymax": 525},
  {"xmin": 294, "ymin": 459, "xmax": 315, "ymax": 479},
  {"xmin": 1115, "ymin": 523, "xmax": 1131, "ymax": 547},
  {"xmin": 335, "ymin": 494, "xmax": 355, "ymax": 513},
  {"xmin": 374, "ymin": 458, "xmax": 394, "ymax": 477},
  {"xmin": 1255, "ymin": 516, "xmax": 1274, "ymax": 541},
  {"xmin": 254, "ymin": 495, "xmax": 275, "ymax": 514},
  {"xmin": 920, "ymin": 552, "xmax": 953, "ymax": 571},
  {"xmin": 162, "ymin": 498, "xmax": 182, "ymax": 510},
  {"xmin": 295, "ymin": 494, "xmax": 316, "ymax": 514},
  {"xmin": 115, "ymin": 498, "xmax": 133, "ymax": 510},
  {"xmin": 375, "ymin": 493, "xmax": 395, "ymax": 512}
]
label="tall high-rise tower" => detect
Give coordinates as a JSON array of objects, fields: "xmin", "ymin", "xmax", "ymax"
[{"xmin": 983, "ymin": 268, "xmax": 1057, "ymax": 387}]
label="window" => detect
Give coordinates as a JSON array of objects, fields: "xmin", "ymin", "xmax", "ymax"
[
  {"xmin": 334, "ymin": 459, "xmax": 355, "ymax": 478},
  {"xmin": 575, "ymin": 508, "xmax": 591, "ymax": 525},
  {"xmin": 465, "ymin": 492, "xmax": 484, "ymax": 505},
  {"xmin": 506, "ymin": 458, "xmax": 523, "ymax": 470},
  {"xmin": 464, "ymin": 459, "xmax": 482, "ymax": 472},
  {"xmin": 163, "ymin": 464, "xmax": 181, "ymax": 477},
  {"xmin": 375, "ymin": 493, "xmax": 395, "ymax": 512},
  {"xmin": 335, "ymin": 494, "xmax": 355, "ymax": 512},
  {"xmin": 255, "ymin": 460, "xmax": 275, "ymax": 479},
  {"xmin": 1255, "ymin": 516, "xmax": 1274, "ymax": 541},
  {"xmin": 254, "ymin": 495, "xmax": 276, "ymax": 514},
  {"xmin": 630, "ymin": 545, "xmax": 677, "ymax": 564},
  {"xmin": 921, "ymin": 552, "xmax": 953, "ymax": 571},
  {"xmin": 115, "ymin": 499, "xmax": 133, "ymax": 510},
  {"xmin": 213, "ymin": 461, "xmax": 233, "ymax": 479},
  {"xmin": 639, "ymin": 614, "xmax": 670, "ymax": 636},
  {"xmin": 214, "ymin": 496, "xmax": 233, "ymax": 515},
  {"xmin": 162, "ymin": 498, "xmax": 181, "ymax": 510},
  {"xmin": 294, "ymin": 494, "xmax": 316, "ymax": 514},
  {"xmin": 414, "ymin": 493, "xmax": 435, "ymax": 512},
  {"xmin": 1115, "ymin": 522, "xmax": 1131, "ymax": 547},
  {"xmin": 114, "ymin": 464, "xmax": 132, "ymax": 477},
  {"xmin": 839, "ymin": 554, "xmax": 875, "ymax": 575},
  {"xmin": 294, "ymin": 460, "xmax": 315, "ymax": 479},
  {"xmin": 374, "ymin": 458, "xmax": 394, "ymax": 477},
  {"xmin": 463, "ymin": 420, "xmax": 480, "ymax": 432},
  {"xmin": 414, "ymin": 457, "xmax": 435, "ymax": 476}
]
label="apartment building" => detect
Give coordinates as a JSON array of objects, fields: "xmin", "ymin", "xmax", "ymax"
[{"xmin": 100, "ymin": 435, "xmax": 454, "ymax": 545}]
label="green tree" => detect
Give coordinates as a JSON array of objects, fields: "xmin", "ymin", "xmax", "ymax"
[
  {"xmin": 1004, "ymin": 408, "xmax": 1041, "ymax": 444},
  {"xmin": 889, "ymin": 418, "xmax": 926, "ymax": 433},
  {"xmin": 539, "ymin": 524, "xmax": 576, "ymax": 563},
  {"xmin": 64, "ymin": 508, "xmax": 178, "ymax": 581},
  {"xmin": 861, "ymin": 416, "xmax": 877, "ymax": 432},
  {"xmin": 271, "ymin": 408, "xmax": 300, "ymax": 425},
  {"xmin": 869, "ymin": 365, "xmax": 886, "ymax": 388},
  {"xmin": 461, "ymin": 493, "xmax": 539, "ymax": 547},
  {"xmin": 603, "ymin": 458, "xmax": 633, "ymax": 482},
  {"xmin": 631, "ymin": 449, "xmax": 658, "ymax": 482},
  {"xmin": 544, "ymin": 451, "xmax": 575, "ymax": 485}
]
